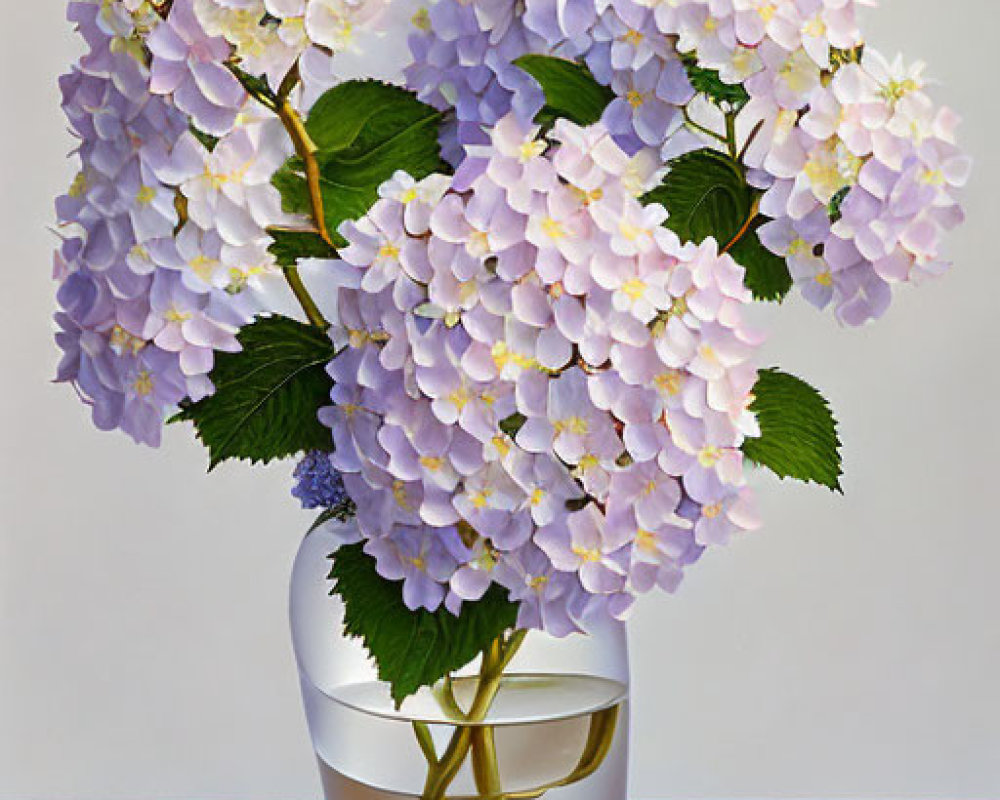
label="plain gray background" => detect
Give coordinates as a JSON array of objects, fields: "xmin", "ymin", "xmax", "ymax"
[{"xmin": 2, "ymin": 1, "xmax": 998, "ymax": 798}]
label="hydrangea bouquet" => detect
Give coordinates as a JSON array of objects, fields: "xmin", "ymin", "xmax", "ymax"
[{"xmin": 54, "ymin": 0, "xmax": 967, "ymax": 793}]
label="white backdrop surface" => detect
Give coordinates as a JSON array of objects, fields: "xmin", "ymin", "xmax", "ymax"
[{"xmin": 1, "ymin": 1, "xmax": 998, "ymax": 798}]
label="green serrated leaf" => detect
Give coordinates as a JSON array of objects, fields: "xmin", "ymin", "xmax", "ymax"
[
  {"xmin": 329, "ymin": 543, "xmax": 520, "ymax": 707},
  {"xmin": 305, "ymin": 81, "xmax": 435, "ymax": 156},
  {"xmin": 175, "ymin": 315, "xmax": 336, "ymax": 470},
  {"xmin": 267, "ymin": 228, "xmax": 338, "ymax": 267},
  {"xmin": 514, "ymin": 55, "xmax": 616, "ymax": 127},
  {"xmin": 681, "ymin": 54, "xmax": 750, "ymax": 110},
  {"xmin": 273, "ymin": 80, "xmax": 447, "ymax": 247},
  {"xmin": 742, "ymin": 369, "xmax": 843, "ymax": 492},
  {"xmin": 727, "ymin": 219, "xmax": 793, "ymax": 302},
  {"xmin": 642, "ymin": 148, "xmax": 754, "ymax": 247}
]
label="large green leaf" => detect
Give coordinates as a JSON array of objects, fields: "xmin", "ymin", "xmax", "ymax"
[
  {"xmin": 305, "ymin": 81, "xmax": 437, "ymax": 157},
  {"xmin": 175, "ymin": 315, "xmax": 336, "ymax": 470},
  {"xmin": 642, "ymin": 148, "xmax": 753, "ymax": 247},
  {"xmin": 273, "ymin": 80, "xmax": 447, "ymax": 247},
  {"xmin": 641, "ymin": 149, "xmax": 793, "ymax": 301},
  {"xmin": 728, "ymin": 218, "xmax": 793, "ymax": 302},
  {"xmin": 742, "ymin": 369, "xmax": 843, "ymax": 492},
  {"xmin": 330, "ymin": 542, "xmax": 520, "ymax": 708},
  {"xmin": 514, "ymin": 55, "xmax": 615, "ymax": 127}
]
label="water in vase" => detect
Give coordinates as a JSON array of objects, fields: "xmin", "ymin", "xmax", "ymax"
[{"xmin": 303, "ymin": 673, "xmax": 629, "ymax": 799}]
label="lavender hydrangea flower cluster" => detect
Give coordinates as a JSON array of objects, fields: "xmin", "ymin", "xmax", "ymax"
[
  {"xmin": 55, "ymin": 0, "xmax": 245, "ymax": 446},
  {"xmin": 320, "ymin": 116, "xmax": 761, "ymax": 631},
  {"xmin": 406, "ymin": 0, "xmax": 968, "ymax": 324},
  {"xmin": 53, "ymin": 0, "xmax": 967, "ymax": 641},
  {"xmin": 54, "ymin": 0, "xmax": 391, "ymax": 446},
  {"xmin": 405, "ymin": 0, "xmax": 697, "ymax": 157}
]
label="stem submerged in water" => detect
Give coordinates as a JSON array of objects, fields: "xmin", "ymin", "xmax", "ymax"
[
  {"xmin": 420, "ymin": 631, "xmax": 525, "ymax": 800},
  {"xmin": 413, "ymin": 626, "xmax": 622, "ymax": 799}
]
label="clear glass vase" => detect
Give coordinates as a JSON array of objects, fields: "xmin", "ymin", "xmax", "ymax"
[{"xmin": 290, "ymin": 524, "xmax": 631, "ymax": 800}]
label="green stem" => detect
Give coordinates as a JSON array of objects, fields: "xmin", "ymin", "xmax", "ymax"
[
  {"xmin": 284, "ymin": 265, "xmax": 329, "ymax": 330},
  {"xmin": 231, "ymin": 58, "xmax": 332, "ymax": 329},
  {"xmin": 682, "ymin": 107, "xmax": 727, "ymax": 145},
  {"xmin": 470, "ymin": 725, "xmax": 503, "ymax": 799},
  {"xmin": 420, "ymin": 632, "xmax": 526, "ymax": 800},
  {"xmin": 412, "ymin": 721, "xmax": 438, "ymax": 766},
  {"xmin": 725, "ymin": 112, "xmax": 738, "ymax": 159},
  {"xmin": 433, "ymin": 674, "xmax": 466, "ymax": 720}
]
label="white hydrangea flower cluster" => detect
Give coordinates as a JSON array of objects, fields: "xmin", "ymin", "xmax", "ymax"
[
  {"xmin": 189, "ymin": 0, "xmax": 393, "ymax": 98},
  {"xmin": 756, "ymin": 50, "xmax": 970, "ymax": 324},
  {"xmin": 321, "ymin": 114, "xmax": 763, "ymax": 632}
]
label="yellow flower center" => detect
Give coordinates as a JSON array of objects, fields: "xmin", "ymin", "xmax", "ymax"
[
  {"xmin": 135, "ymin": 185, "xmax": 156, "ymax": 205},
  {"xmin": 698, "ymin": 446, "xmax": 723, "ymax": 468},
  {"xmin": 803, "ymin": 15, "xmax": 826, "ymax": 37},
  {"xmin": 110, "ymin": 325, "xmax": 146, "ymax": 356},
  {"xmin": 163, "ymin": 308, "xmax": 191, "ymax": 324},
  {"xmin": 619, "ymin": 221, "xmax": 646, "ymax": 241},
  {"xmin": 554, "ymin": 416, "xmax": 589, "ymax": 436},
  {"xmin": 449, "ymin": 387, "xmax": 471, "ymax": 411},
  {"xmin": 469, "ymin": 229, "xmax": 491, "ymax": 255},
  {"xmin": 378, "ymin": 242, "xmax": 401, "ymax": 261},
  {"xmin": 571, "ymin": 186, "xmax": 604, "ymax": 206},
  {"xmin": 883, "ymin": 78, "xmax": 920, "ymax": 102},
  {"xmin": 572, "ymin": 546, "xmax": 603, "ymax": 563},
  {"xmin": 621, "ymin": 278, "xmax": 647, "ymax": 300},
  {"xmin": 420, "ymin": 456, "xmax": 444, "ymax": 471},
  {"xmin": 469, "ymin": 489, "xmax": 494, "ymax": 509},
  {"xmin": 519, "ymin": 139, "xmax": 546, "ymax": 163},
  {"xmin": 491, "ymin": 341, "xmax": 540, "ymax": 372},
  {"xmin": 626, "ymin": 90, "xmax": 645, "ymax": 108},
  {"xmin": 698, "ymin": 343, "xmax": 719, "ymax": 364},
  {"xmin": 921, "ymin": 168, "xmax": 946, "ymax": 186},
  {"xmin": 541, "ymin": 217, "xmax": 566, "ymax": 239},
  {"xmin": 408, "ymin": 556, "xmax": 427, "ymax": 571},
  {"xmin": 411, "ymin": 7, "xmax": 431, "ymax": 30},
  {"xmin": 392, "ymin": 480, "xmax": 412, "ymax": 510},
  {"xmin": 189, "ymin": 255, "xmax": 218, "ymax": 282},
  {"xmin": 133, "ymin": 370, "xmax": 154, "ymax": 397},
  {"xmin": 636, "ymin": 528, "xmax": 658, "ymax": 553},
  {"xmin": 655, "ymin": 370, "xmax": 683, "ymax": 396},
  {"xmin": 787, "ymin": 237, "xmax": 810, "ymax": 256}
]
